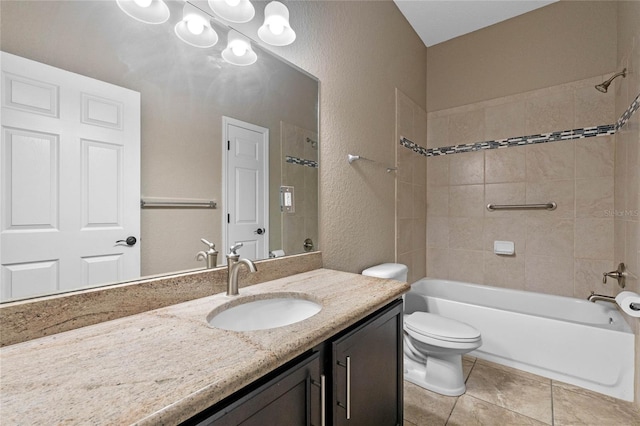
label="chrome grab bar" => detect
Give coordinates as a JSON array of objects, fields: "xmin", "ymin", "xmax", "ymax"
[
  {"xmin": 487, "ymin": 202, "xmax": 556, "ymax": 212},
  {"xmin": 140, "ymin": 199, "xmax": 217, "ymax": 208}
]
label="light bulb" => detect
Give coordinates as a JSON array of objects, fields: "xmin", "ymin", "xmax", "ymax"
[
  {"xmin": 258, "ymin": 2, "xmax": 295, "ymax": 46},
  {"xmin": 269, "ymin": 22, "xmax": 284, "ymax": 35},
  {"xmin": 186, "ymin": 17, "xmax": 205, "ymax": 35},
  {"xmin": 224, "ymin": 0, "xmax": 241, "ymax": 6},
  {"xmin": 231, "ymin": 43, "xmax": 247, "ymax": 56},
  {"xmin": 133, "ymin": 0, "xmax": 153, "ymax": 7}
]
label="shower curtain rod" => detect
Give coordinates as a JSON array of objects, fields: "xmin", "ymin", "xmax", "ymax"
[{"xmin": 347, "ymin": 154, "xmax": 397, "ymax": 173}]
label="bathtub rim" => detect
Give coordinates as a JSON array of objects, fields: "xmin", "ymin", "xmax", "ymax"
[{"xmin": 409, "ymin": 277, "xmax": 633, "ymax": 333}]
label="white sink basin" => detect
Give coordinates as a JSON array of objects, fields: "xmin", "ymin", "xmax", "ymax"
[{"xmin": 207, "ymin": 293, "xmax": 322, "ymax": 331}]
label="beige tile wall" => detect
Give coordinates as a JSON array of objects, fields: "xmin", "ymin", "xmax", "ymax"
[
  {"xmin": 396, "ymin": 89, "xmax": 427, "ymax": 284},
  {"xmin": 426, "ymin": 76, "xmax": 619, "ymax": 299},
  {"xmin": 614, "ymin": 2, "xmax": 640, "ymax": 405}
]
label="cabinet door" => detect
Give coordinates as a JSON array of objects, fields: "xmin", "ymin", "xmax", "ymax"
[
  {"xmin": 188, "ymin": 351, "xmax": 324, "ymax": 426},
  {"xmin": 332, "ymin": 300, "xmax": 403, "ymax": 426}
]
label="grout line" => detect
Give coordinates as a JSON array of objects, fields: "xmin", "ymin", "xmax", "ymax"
[
  {"xmin": 444, "ymin": 358, "xmax": 476, "ymax": 425},
  {"xmin": 465, "ymin": 357, "xmax": 477, "ymax": 384},
  {"xmin": 445, "ymin": 395, "xmax": 460, "ymax": 425}
]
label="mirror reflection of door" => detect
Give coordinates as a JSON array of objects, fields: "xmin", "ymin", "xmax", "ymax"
[
  {"xmin": 223, "ymin": 117, "xmax": 269, "ymax": 261},
  {"xmin": 0, "ymin": 52, "xmax": 141, "ymax": 302}
]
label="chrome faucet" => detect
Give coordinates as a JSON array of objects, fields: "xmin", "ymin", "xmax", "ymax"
[
  {"xmin": 587, "ymin": 291, "xmax": 616, "ymax": 304},
  {"xmin": 226, "ymin": 243, "xmax": 257, "ymax": 296},
  {"xmin": 196, "ymin": 239, "xmax": 218, "ymax": 269}
]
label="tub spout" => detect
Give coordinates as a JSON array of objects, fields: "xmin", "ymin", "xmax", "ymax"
[{"xmin": 587, "ymin": 291, "xmax": 616, "ymax": 304}]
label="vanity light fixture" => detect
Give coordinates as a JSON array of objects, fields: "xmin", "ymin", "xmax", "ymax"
[
  {"xmin": 117, "ymin": 0, "xmax": 297, "ymax": 65},
  {"xmin": 258, "ymin": 1, "xmax": 296, "ymax": 46},
  {"xmin": 116, "ymin": 0, "xmax": 170, "ymax": 24},
  {"xmin": 222, "ymin": 30, "xmax": 257, "ymax": 66},
  {"xmin": 175, "ymin": 3, "xmax": 219, "ymax": 48},
  {"xmin": 208, "ymin": 0, "xmax": 255, "ymax": 23}
]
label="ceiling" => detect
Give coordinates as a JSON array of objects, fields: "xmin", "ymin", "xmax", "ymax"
[{"xmin": 393, "ymin": 0, "xmax": 558, "ymax": 47}]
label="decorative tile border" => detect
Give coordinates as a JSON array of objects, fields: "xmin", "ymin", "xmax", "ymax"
[
  {"xmin": 616, "ymin": 92, "xmax": 640, "ymax": 130},
  {"xmin": 425, "ymin": 124, "xmax": 616, "ymax": 157},
  {"xmin": 400, "ymin": 137, "xmax": 429, "ymax": 156},
  {"xmin": 285, "ymin": 155, "xmax": 318, "ymax": 168},
  {"xmin": 402, "ymin": 92, "xmax": 640, "ymax": 157}
]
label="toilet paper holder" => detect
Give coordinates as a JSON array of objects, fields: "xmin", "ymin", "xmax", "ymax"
[{"xmin": 602, "ymin": 263, "xmax": 626, "ymax": 288}]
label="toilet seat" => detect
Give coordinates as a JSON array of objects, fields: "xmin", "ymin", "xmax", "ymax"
[{"xmin": 404, "ymin": 312, "xmax": 481, "ymax": 344}]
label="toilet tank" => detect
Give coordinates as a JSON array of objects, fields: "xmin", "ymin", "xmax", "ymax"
[{"xmin": 362, "ymin": 263, "xmax": 408, "ymax": 282}]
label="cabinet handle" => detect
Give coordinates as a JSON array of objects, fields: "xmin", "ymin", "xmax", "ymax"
[
  {"xmin": 312, "ymin": 374, "xmax": 326, "ymax": 426},
  {"xmin": 346, "ymin": 356, "xmax": 351, "ymax": 420},
  {"xmin": 320, "ymin": 374, "xmax": 326, "ymax": 426}
]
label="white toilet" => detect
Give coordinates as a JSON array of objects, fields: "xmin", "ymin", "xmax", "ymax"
[{"xmin": 362, "ymin": 263, "xmax": 482, "ymax": 397}]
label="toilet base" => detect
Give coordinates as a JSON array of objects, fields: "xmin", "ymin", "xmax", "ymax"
[{"xmin": 404, "ymin": 353, "xmax": 467, "ymax": 397}]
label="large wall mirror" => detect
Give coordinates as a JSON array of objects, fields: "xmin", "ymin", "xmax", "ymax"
[{"xmin": 0, "ymin": 0, "xmax": 319, "ymax": 302}]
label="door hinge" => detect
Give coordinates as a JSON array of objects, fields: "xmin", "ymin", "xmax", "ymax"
[
  {"xmin": 227, "ymin": 214, "xmax": 230, "ymax": 223},
  {"xmin": 227, "ymin": 140, "xmax": 230, "ymax": 150}
]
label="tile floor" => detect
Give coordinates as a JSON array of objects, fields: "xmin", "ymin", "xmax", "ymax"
[{"xmin": 404, "ymin": 356, "xmax": 640, "ymax": 426}]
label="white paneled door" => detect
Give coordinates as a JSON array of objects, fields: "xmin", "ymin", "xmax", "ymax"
[
  {"xmin": 0, "ymin": 52, "xmax": 140, "ymax": 301},
  {"xmin": 224, "ymin": 117, "xmax": 269, "ymax": 261}
]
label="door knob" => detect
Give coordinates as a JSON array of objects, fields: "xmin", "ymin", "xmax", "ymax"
[
  {"xmin": 255, "ymin": 228, "xmax": 266, "ymax": 235},
  {"xmin": 116, "ymin": 236, "xmax": 137, "ymax": 246}
]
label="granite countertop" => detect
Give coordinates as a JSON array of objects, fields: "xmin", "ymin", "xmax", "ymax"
[{"xmin": 0, "ymin": 268, "xmax": 409, "ymax": 425}]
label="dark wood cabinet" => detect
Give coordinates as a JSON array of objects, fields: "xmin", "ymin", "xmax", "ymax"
[
  {"xmin": 186, "ymin": 351, "xmax": 323, "ymax": 426},
  {"xmin": 331, "ymin": 299, "xmax": 403, "ymax": 426},
  {"xmin": 182, "ymin": 299, "xmax": 403, "ymax": 426}
]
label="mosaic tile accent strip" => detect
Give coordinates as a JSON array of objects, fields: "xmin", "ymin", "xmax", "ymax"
[
  {"xmin": 616, "ymin": 92, "xmax": 640, "ymax": 130},
  {"xmin": 425, "ymin": 124, "xmax": 616, "ymax": 157},
  {"xmin": 400, "ymin": 137, "xmax": 428, "ymax": 156},
  {"xmin": 403, "ymin": 92, "xmax": 640, "ymax": 157},
  {"xmin": 285, "ymin": 155, "xmax": 318, "ymax": 168}
]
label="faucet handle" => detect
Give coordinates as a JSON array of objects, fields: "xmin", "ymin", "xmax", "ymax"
[
  {"xmin": 201, "ymin": 238, "xmax": 215, "ymax": 249},
  {"xmin": 229, "ymin": 242, "xmax": 243, "ymax": 255},
  {"xmin": 602, "ymin": 263, "xmax": 626, "ymax": 287}
]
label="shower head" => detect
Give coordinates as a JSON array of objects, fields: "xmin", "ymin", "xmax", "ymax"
[{"xmin": 595, "ymin": 68, "xmax": 627, "ymax": 93}]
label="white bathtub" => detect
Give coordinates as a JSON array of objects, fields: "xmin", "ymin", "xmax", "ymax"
[{"xmin": 405, "ymin": 278, "xmax": 635, "ymax": 401}]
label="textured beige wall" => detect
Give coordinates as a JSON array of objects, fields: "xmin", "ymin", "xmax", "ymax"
[
  {"xmin": 615, "ymin": 0, "xmax": 640, "ymax": 406},
  {"xmin": 427, "ymin": 0, "xmax": 618, "ymax": 112},
  {"xmin": 256, "ymin": 1, "xmax": 428, "ymax": 273}
]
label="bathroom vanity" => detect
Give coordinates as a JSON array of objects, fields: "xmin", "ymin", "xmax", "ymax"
[
  {"xmin": 0, "ymin": 268, "xmax": 408, "ymax": 425},
  {"xmin": 187, "ymin": 299, "xmax": 403, "ymax": 425}
]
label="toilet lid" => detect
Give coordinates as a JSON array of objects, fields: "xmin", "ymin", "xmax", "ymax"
[{"xmin": 404, "ymin": 312, "xmax": 481, "ymax": 343}]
